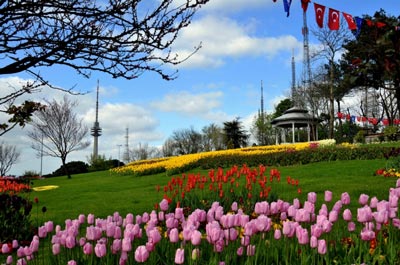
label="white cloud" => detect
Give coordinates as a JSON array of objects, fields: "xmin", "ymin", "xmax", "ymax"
[
  {"xmin": 171, "ymin": 15, "xmax": 302, "ymax": 68},
  {"xmin": 173, "ymin": 0, "xmax": 272, "ymax": 14},
  {"xmin": 150, "ymin": 90, "xmax": 223, "ymax": 115}
]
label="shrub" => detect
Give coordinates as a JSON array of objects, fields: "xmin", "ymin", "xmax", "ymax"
[
  {"xmin": 0, "ymin": 177, "xmax": 34, "ymax": 243},
  {"xmin": 384, "ymin": 125, "xmax": 398, "ymax": 141},
  {"xmin": 51, "ymin": 161, "xmax": 89, "ymax": 177}
]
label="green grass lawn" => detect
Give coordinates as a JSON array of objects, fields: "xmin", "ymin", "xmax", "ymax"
[{"xmin": 30, "ymin": 158, "xmax": 396, "ymax": 227}]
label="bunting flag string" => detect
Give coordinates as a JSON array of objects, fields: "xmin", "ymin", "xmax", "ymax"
[
  {"xmin": 336, "ymin": 112, "xmax": 400, "ymax": 126},
  {"xmin": 272, "ymin": 0, "xmax": 399, "ymax": 35}
]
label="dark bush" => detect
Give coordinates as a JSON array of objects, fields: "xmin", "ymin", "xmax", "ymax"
[
  {"xmin": 0, "ymin": 193, "xmax": 34, "ymax": 243},
  {"xmin": 51, "ymin": 161, "xmax": 89, "ymax": 177}
]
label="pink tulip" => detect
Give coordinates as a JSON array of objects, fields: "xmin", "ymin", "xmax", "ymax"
[
  {"xmin": 111, "ymin": 239, "xmax": 121, "ymax": 254},
  {"xmin": 328, "ymin": 210, "xmax": 338, "ymax": 222},
  {"xmin": 303, "ymin": 201, "xmax": 315, "ymax": 214},
  {"xmin": 308, "ymin": 192, "xmax": 317, "ymax": 204},
  {"xmin": 255, "ymin": 215, "xmax": 271, "ymax": 232},
  {"xmin": 310, "ymin": 236, "xmax": 318, "ymax": 248},
  {"xmin": 175, "ymin": 208, "xmax": 184, "ymax": 220},
  {"xmin": 142, "ymin": 212, "xmax": 149, "ymax": 223},
  {"xmin": 214, "ymin": 239, "xmax": 225, "ymax": 253},
  {"xmin": 274, "ymin": 229, "xmax": 282, "ymax": 240},
  {"xmin": 369, "ymin": 197, "xmax": 379, "ymax": 208},
  {"xmin": 148, "ymin": 228, "xmax": 161, "ymax": 244},
  {"xmin": 169, "ymin": 228, "xmax": 179, "ymax": 243},
  {"xmin": 324, "ymin": 190, "xmax": 332, "ymax": 202},
  {"xmin": 6, "ymin": 255, "xmax": 12, "ymax": 265},
  {"xmin": 67, "ymin": 260, "xmax": 77, "ymax": 265},
  {"xmin": 237, "ymin": 246, "xmax": 244, "ymax": 256},
  {"xmin": 122, "ymin": 238, "xmax": 132, "ymax": 252},
  {"xmin": 359, "ymin": 194, "xmax": 369, "ymax": 205},
  {"xmin": 159, "ymin": 199, "xmax": 169, "ymax": 211},
  {"xmin": 360, "ymin": 228, "xmax": 375, "ymax": 241},
  {"xmin": 1, "ymin": 243, "xmax": 10, "ymax": 254},
  {"xmin": 374, "ymin": 210, "xmax": 389, "ymax": 224},
  {"xmin": 65, "ymin": 235, "xmax": 76, "ymax": 249},
  {"xmin": 348, "ymin": 221, "xmax": 356, "ymax": 232},
  {"xmin": 52, "ymin": 243, "xmax": 60, "ymax": 255},
  {"xmin": 231, "ymin": 202, "xmax": 238, "ymax": 212},
  {"xmin": 12, "ymin": 240, "xmax": 19, "ymax": 249},
  {"xmin": 87, "ymin": 214, "xmax": 95, "ymax": 224},
  {"xmin": 134, "ymin": 245, "xmax": 149, "ymax": 263},
  {"xmin": 343, "ymin": 209, "xmax": 352, "ymax": 221},
  {"xmin": 30, "ymin": 237, "xmax": 39, "ymax": 253},
  {"xmin": 317, "ymin": 239, "xmax": 327, "ymax": 255},
  {"xmin": 95, "ymin": 242, "xmax": 106, "ymax": 258},
  {"xmin": 191, "ymin": 230, "xmax": 202, "ymax": 245},
  {"xmin": 310, "ymin": 224, "xmax": 323, "ymax": 238},
  {"xmin": 341, "ymin": 192, "xmax": 351, "ymax": 205},
  {"xmin": 296, "ymin": 226, "xmax": 309, "ymax": 245},
  {"xmin": 174, "ymin": 248, "xmax": 185, "ymax": 264},
  {"xmin": 16, "ymin": 258, "xmax": 27, "ymax": 265},
  {"xmin": 83, "ymin": 242, "xmax": 93, "ymax": 255},
  {"xmin": 38, "ymin": 226, "xmax": 47, "ymax": 238},
  {"xmin": 295, "ymin": 209, "xmax": 310, "ymax": 222},
  {"xmin": 318, "ymin": 204, "xmax": 328, "ymax": 217},
  {"xmin": 357, "ymin": 206, "xmax": 373, "ymax": 223}
]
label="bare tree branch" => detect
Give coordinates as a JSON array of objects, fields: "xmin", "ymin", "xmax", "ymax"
[
  {"xmin": 27, "ymin": 96, "xmax": 90, "ymax": 178},
  {"xmin": 0, "ymin": 0, "xmax": 209, "ymax": 134}
]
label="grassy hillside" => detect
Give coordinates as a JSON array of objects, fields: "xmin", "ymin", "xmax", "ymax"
[{"xmin": 31, "ymin": 158, "xmax": 395, "ymax": 226}]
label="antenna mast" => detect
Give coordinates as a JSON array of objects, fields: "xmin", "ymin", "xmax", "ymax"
[{"xmin": 90, "ymin": 80, "xmax": 102, "ymax": 160}]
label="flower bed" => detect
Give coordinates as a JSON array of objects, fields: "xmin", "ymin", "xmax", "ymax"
[{"xmin": 3, "ymin": 165, "xmax": 400, "ymax": 264}]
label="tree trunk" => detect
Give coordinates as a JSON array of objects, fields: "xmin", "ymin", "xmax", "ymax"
[
  {"xmin": 62, "ymin": 157, "xmax": 71, "ymax": 179},
  {"xmin": 329, "ymin": 63, "xmax": 335, "ymax": 139}
]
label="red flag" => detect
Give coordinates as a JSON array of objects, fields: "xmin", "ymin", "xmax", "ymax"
[
  {"xmin": 301, "ymin": 0, "xmax": 310, "ymax": 12},
  {"xmin": 365, "ymin": 19, "xmax": 374, "ymax": 27},
  {"xmin": 342, "ymin": 12, "xmax": 357, "ymax": 30},
  {"xmin": 314, "ymin": 3, "xmax": 325, "ymax": 28},
  {"xmin": 328, "ymin": 8, "xmax": 340, "ymax": 30},
  {"xmin": 376, "ymin": 22, "xmax": 386, "ymax": 28}
]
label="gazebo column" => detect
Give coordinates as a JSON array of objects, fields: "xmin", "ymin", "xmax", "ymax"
[
  {"xmin": 292, "ymin": 122, "xmax": 295, "ymax": 143},
  {"xmin": 307, "ymin": 123, "xmax": 310, "ymax": 142}
]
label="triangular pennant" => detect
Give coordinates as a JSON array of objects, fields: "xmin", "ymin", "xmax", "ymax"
[
  {"xmin": 342, "ymin": 12, "xmax": 357, "ymax": 30},
  {"xmin": 376, "ymin": 22, "xmax": 386, "ymax": 28},
  {"xmin": 301, "ymin": 0, "xmax": 310, "ymax": 12},
  {"xmin": 283, "ymin": 0, "xmax": 292, "ymax": 17},
  {"xmin": 354, "ymin": 17, "xmax": 363, "ymax": 37},
  {"xmin": 314, "ymin": 3, "xmax": 325, "ymax": 28},
  {"xmin": 328, "ymin": 8, "xmax": 340, "ymax": 30}
]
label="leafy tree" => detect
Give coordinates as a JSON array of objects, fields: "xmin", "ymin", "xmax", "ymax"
[
  {"xmin": 272, "ymin": 98, "xmax": 293, "ymax": 119},
  {"xmin": 0, "ymin": 142, "xmax": 20, "ymax": 176},
  {"xmin": 223, "ymin": 118, "xmax": 249, "ymax": 149},
  {"xmin": 28, "ymin": 96, "xmax": 90, "ymax": 179},
  {"xmin": 0, "ymin": 0, "xmax": 208, "ymax": 135},
  {"xmin": 340, "ymin": 10, "xmax": 400, "ymax": 124},
  {"xmin": 312, "ymin": 21, "xmax": 354, "ymax": 138},
  {"xmin": 251, "ymin": 112, "xmax": 274, "ymax": 146}
]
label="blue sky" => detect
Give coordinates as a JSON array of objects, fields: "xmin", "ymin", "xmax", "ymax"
[{"xmin": 2, "ymin": 0, "xmax": 399, "ymax": 176}]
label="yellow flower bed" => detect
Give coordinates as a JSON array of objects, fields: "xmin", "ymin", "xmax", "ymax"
[{"xmin": 111, "ymin": 140, "xmax": 336, "ymax": 176}]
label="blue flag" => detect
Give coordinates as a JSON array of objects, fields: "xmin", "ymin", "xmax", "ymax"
[
  {"xmin": 283, "ymin": 0, "xmax": 292, "ymax": 17},
  {"xmin": 354, "ymin": 17, "xmax": 364, "ymax": 37}
]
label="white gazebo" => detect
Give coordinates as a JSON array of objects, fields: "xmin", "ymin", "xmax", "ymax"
[{"xmin": 271, "ymin": 107, "xmax": 320, "ymax": 144}]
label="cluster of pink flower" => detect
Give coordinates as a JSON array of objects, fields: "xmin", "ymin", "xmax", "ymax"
[{"xmin": 4, "ymin": 178, "xmax": 400, "ymax": 264}]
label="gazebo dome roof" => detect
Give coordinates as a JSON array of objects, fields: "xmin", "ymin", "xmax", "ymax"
[{"xmin": 271, "ymin": 106, "xmax": 320, "ymax": 128}]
